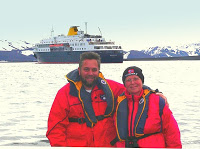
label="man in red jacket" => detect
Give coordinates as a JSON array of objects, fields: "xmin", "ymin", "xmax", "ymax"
[{"xmin": 46, "ymin": 52, "xmax": 125, "ymax": 147}]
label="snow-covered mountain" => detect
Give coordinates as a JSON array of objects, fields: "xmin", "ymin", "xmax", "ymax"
[
  {"xmin": 0, "ymin": 40, "xmax": 36, "ymax": 62},
  {"xmin": 127, "ymin": 42, "xmax": 200, "ymax": 59},
  {"xmin": 0, "ymin": 39, "xmax": 34, "ymax": 52}
]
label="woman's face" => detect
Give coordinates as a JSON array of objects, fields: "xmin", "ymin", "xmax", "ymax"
[{"xmin": 125, "ymin": 75, "xmax": 143, "ymax": 95}]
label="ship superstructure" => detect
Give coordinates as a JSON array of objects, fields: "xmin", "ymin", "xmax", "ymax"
[{"xmin": 33, "ymin": 26, "xmax": 123, "ymax": 63}]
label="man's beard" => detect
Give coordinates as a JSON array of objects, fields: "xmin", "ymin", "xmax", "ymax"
[{"xmin": 80, "ymin": 75, "xmax": 98, "ymax": 88}]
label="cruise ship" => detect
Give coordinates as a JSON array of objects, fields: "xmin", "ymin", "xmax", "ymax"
[{"xmin": 33, "ymin": 26, "xmax": 123, "ymax": 63}]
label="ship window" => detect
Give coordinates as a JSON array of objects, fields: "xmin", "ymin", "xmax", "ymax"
[
  {"xmin": 107, "ymin": 51, "xmax": 112, "ymax": 53},
  {"xmin": 94, "ymin": 46, "xmax": 101, "ymax": 49}
]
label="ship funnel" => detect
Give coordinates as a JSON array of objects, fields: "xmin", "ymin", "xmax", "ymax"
[{"xmin": 67, "ymin": 26, "xmax": 79, "ymax": 36}]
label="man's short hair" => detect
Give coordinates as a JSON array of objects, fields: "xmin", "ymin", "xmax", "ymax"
[{"xmin": 79, "ymin": 52, "xmax": 101, "ymax": 69}]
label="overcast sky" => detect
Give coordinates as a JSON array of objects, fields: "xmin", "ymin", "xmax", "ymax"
[{"xmin": 1, "ymin": 0, "xmax": 200, "ymax": 50}]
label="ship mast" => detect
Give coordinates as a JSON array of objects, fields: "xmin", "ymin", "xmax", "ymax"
[
  {"xmin": 50, "ymin": 26, "xmax": 57, "ymax": 44},
  {"xmin": 98, "ymin": 27, "xmax": 102, "ymax": 36},
  {"xmin": 51, "ymin": 26, "xmax": 54, "ymax": 38},
  {"xmin": 85, "ymin": 22, "xmax": 87, "ymax": 34}
]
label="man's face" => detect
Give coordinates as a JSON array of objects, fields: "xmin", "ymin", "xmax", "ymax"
[{"xmin": 79, "ymin": 59, "xmax": 99, "ymax": 90}]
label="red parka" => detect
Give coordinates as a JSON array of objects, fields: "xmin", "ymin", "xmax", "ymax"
[
  {"xmin": 116, "ymin": 89, "xmax": 182, "ymax": 148},
  {"xmin": 46, "ymin": 79, "xmax": 124, "ymax": 147}
]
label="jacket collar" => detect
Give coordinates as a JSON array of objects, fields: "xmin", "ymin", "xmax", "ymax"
[{"xmin": 125, "ymin": 88, "xmax": 144, "ymax": 102}]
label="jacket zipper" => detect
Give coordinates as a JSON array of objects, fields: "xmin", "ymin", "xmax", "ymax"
[{"xmin": 130, "ymin": 95, "xmax": 134, "ymax": 137}]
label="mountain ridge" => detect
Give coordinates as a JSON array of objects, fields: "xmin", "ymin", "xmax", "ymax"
[
  {"xmin": 125, "ymin": 42, "xmax": 200, "ymax": 60},
  {"xmin": 1, "ymin": 40, "xmax": 200, "ymax": 61}
]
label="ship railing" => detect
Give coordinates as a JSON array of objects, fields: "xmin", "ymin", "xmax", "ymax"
[
  {"xmin": 94, "ymin": 46, "xmax": 122, "ymax": 49},
  {"xmin": 89, "ymin": 42, "xmax": 115, "ymax": 45},
  {"xmin": 84, "ymin": 34, "xmax": 102, "ymax": 38}
]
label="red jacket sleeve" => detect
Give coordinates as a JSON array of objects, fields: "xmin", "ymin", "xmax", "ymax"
[
  {"xmin": 106, "ymin": 79, "xmax": 125, "ymax": 98},
  {"xmin": 162, "ymin": 105, "xmax": 182, "ymax": 148},
  {"xmin": 46, "ymin": 85, "xmax": 70, "ymax": 146}
]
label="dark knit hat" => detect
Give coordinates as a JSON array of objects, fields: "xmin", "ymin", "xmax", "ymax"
[{"xmin": 122, "ymin": 66, "xmax": 144, "ymax": 84}]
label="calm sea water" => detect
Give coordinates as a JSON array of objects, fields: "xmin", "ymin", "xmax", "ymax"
[{"xmin": 0, "ymin": 61, "xmax": 200, "ymax": 148}]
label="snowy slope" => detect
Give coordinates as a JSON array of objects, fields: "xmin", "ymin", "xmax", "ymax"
[
  {"xmin": 0, "ymin": 40, "xmax": 34, "ymax": 55},
  {"xmin": 0, "ymin": 40, "xmax": 35, "ymax": 61},
  {"xmin": 142, "ymin": 42, "xmax": 200, "ymax": 57}
]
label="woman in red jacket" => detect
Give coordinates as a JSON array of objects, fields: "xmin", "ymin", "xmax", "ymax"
[{"xmin": 112, "ymin": 66, "xmax": 182, "ymax": 148}]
